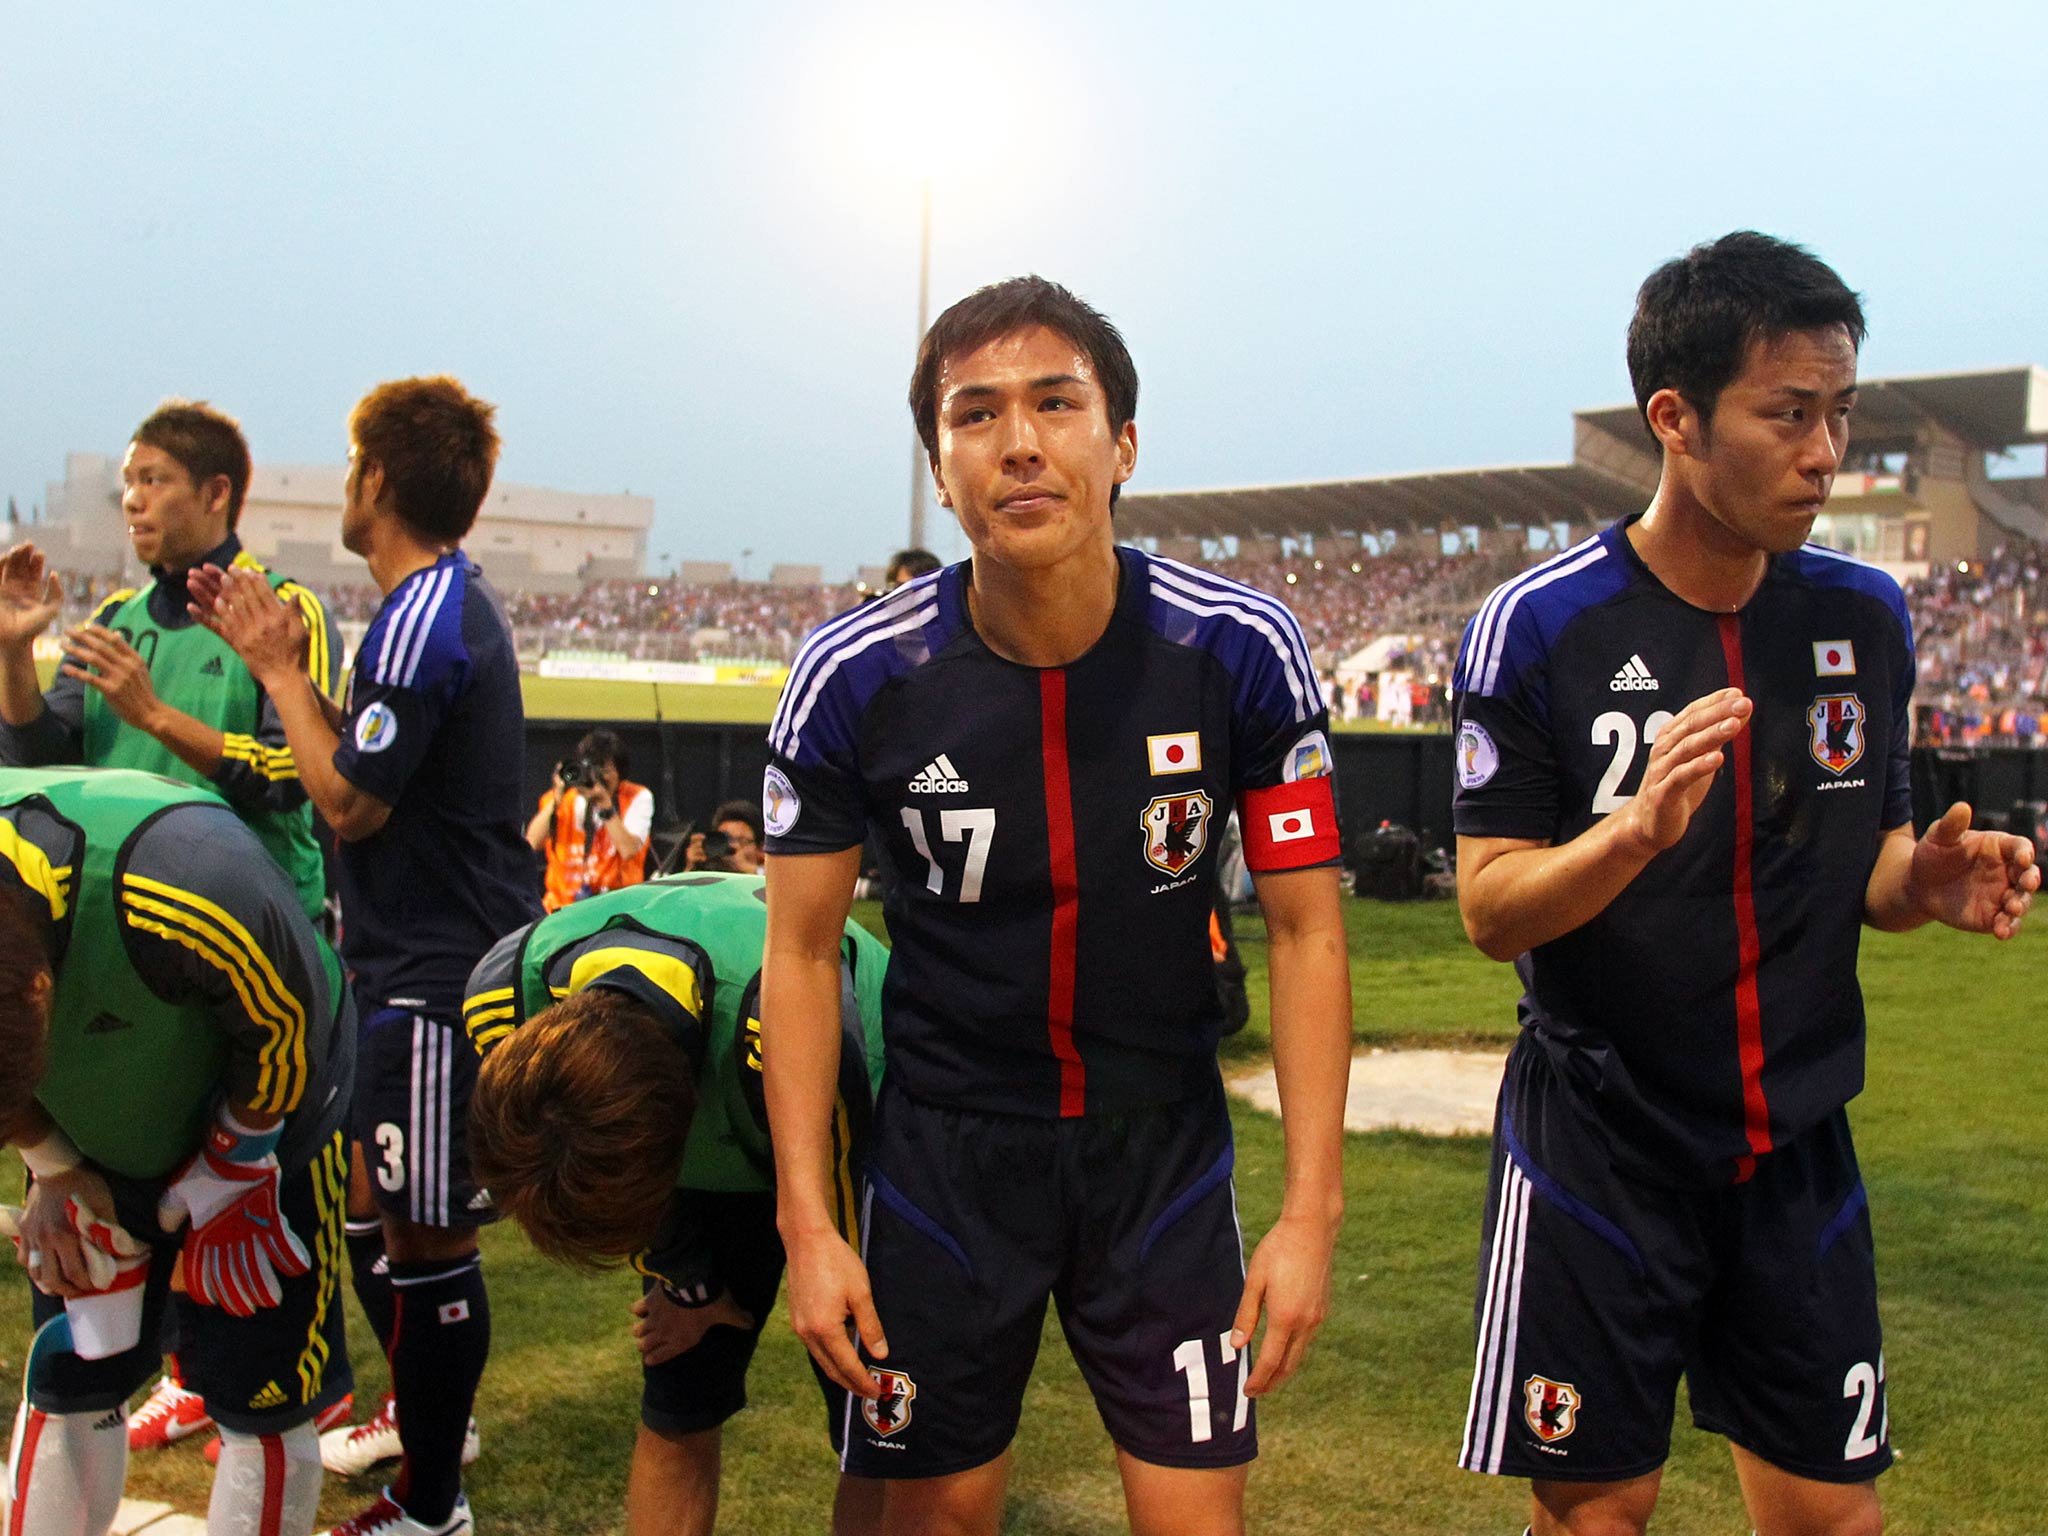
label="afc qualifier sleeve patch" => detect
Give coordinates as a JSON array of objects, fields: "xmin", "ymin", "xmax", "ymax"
[{"xmin": 353, "ymin": 701, "xmax": 398, "ymax": 754}]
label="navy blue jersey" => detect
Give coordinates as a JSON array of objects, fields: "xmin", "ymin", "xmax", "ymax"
[
  {"xmin": 333, "ymin": 553, "xmax": 541, "ymax": 1016},
  {"xmin": 767, "ymin": 547, "xmax": 1339, "ymax": 1119},
  {"xmin": 1451, "ymin": 518, "xmax": 1915, "ymax": 1184}
]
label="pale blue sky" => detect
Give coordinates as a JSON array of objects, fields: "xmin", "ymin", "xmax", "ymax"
[{"xmin": 4, "ymin": 1, "xmax": 2042, "ymax": 576}]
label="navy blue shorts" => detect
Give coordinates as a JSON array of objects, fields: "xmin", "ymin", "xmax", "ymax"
[
  {"xmin": 354, "ymin": 1005, "xmax": 496, "ymax": 1228},
  {"xmin": 1460, "ymin": 1037, "xmax": 1891, "ymax": 1485},
  {"xmin": 638, "ymin": 1190, "xmax": 846, "ymax": 1450},
  {"xmin": 844, "ymin": 1077, "xmax": 1254, "ymax": 1479},
  {"xmin": 29, "ymin": 1133, "xmax": 353, "ymax": 1435}
]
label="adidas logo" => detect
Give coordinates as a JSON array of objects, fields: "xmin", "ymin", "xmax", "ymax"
[
  {"xmin": 248, "ymin": 1381, "xmax": 288, "ymax": 1411},
  {"xmin": 907, "ymin": 755, "xmax": 970, "ymax": 793},
  {"xmin": 1610, "ymin": 656, "xmax": 1660, "ymax": 692},
  {"xmin": 467, "ymin": 1188, "xmax": 494, "ymax": 1212},
  {"xmin": 200, "ymin": 656, "xmax": 225, "ymax": 676}
]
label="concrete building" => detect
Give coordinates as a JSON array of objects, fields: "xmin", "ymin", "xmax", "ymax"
[
  {"xmin": 24, "ymin": 454, "xmax": 652, "ymax": 593},
  {"xmin": 1120, "ymin": 366, "xmax": 2048, "ymax": 583}
]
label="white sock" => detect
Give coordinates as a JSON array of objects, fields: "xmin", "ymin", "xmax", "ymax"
[
  {"xmin": 208, "ymin": 1422, "xmax": 324, "ymax": 1535},
  {"xmin": 5, "ymin": 1403, "xmax": 128, "ymax": 1536}
]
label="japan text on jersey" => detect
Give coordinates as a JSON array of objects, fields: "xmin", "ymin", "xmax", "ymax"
[
  {"xmin": 767, "ymin": 548, "xmax": 1339, "ymax": 1119},
  {"xmin": 1450, "ymin": 520, "xmax": 1916, "ymax": 1181}
]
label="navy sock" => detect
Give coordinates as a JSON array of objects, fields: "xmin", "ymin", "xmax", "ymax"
[
  {"xmin": 388, "ymin": 1255, "xmax": 489, "ymax": 1524},
  {"xmin": 346, "ymin": 1220, "xmax": 397, "ymax": 1355}
]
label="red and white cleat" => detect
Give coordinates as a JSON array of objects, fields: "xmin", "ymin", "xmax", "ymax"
[
  {"xmin": 127, "ymin": 1376, "xmax": 212, "ymax": 1450},
  {"xmin": 320, "ymin": 1395, "xmax": 479, "ymax": 1477},
  {"xmin": 321, "ymin": 1491, "xmax": 473, "ymax": 1535}
]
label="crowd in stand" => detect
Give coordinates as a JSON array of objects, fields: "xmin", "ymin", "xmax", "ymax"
[
  {"xmin": 1903, "ymin": 544, "xmax": 2048, "ymax": 746},
  {"xmin": 43, "ymin": 535, "xmax": 2046, "ymax": 744}
]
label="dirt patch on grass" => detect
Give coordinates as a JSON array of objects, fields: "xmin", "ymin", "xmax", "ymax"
[{"xmin": 1229, "ymin": 1047, "xmax": 1506, "ymax": 1136}]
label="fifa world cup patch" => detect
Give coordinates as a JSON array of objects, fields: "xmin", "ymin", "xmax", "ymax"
[
  {"xmin": 1523, "ymin": 1374, "xmax": 1579, "ymax": 1444},
  {"xmin": 762, "ymin": 767, "xmax": 800, "ymax": 837},
  {"xmin": 1808, "ymin": 693, "xmax": 1866, "ymax": 775},
  {"xmin": 1456, "ymin": 721, "xmax": 1499, "ymax": 789},
  {"xmin": 863, "ymin": 1370, "xmax": 916, "ymax": 1438},
  {"xmin": 1141, "ymin": 791, "xmax": 1212, "ymax": 876}
]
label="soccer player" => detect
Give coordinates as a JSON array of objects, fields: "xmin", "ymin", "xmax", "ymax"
[
  {"xmin": 0, "ymin": 401, "xmax": 342, "ymax": 923},
  {"xmin": 193, "ymin": 377, "xmax": 541, "ymax": 1536},
  {"xmin": 1450, "ymin": 232, "xmax": 2037, "ymax": 1536},
  {"xmin": 0, "ymin": 764, "xmax": 354, "ymax": 1535},
  {"xmin": 0, "ymin": 399, "xmax": 347, "ymax": 1455},
  {"xmin": 463, "ymin": 870, "xmax": 885, "ymax": 1536},
  {"xmin": 762, "ymin": 277, "xmax": 1351, "ymax": 1536}
]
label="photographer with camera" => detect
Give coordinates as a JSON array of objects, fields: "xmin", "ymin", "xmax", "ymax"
[
  {"xmin": 681, "ymin": 798, "xmax": 765, "ymax": 876},
  {"xmin": 527, "ymin": 727, "xmax": 654, "ymax": 910}
]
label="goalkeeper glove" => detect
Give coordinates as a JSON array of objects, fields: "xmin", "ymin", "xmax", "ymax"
[{"xmin": 157, "ymin": 1109, "xmax": 309, "ymax": 1317}]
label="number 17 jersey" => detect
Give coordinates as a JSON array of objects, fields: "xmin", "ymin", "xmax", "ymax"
[{"xmin": 765, "ymin": 548, "xmax": 1339, "ymax": 1120}]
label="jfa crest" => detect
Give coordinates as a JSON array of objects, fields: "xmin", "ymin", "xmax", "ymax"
[
  {"xmin": 1807, "ymin": 693, "xmax": 1866, "ymax": 775},
  {"xmin": 863, "ymin": 1370, "xmax": 917, "ymax": 1438},
  {"xmin": 1523, "ymin": 1375, "xmax": 1580, "ymax": 1444},
  {"xmin": 1141, "ymin": 791, "xmax": 1212, "ymax": 876}
]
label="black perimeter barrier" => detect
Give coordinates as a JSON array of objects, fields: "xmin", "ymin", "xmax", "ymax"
[{"xmin": 526, "ymin": 716, "xmax": 2048, "ymax": 861}]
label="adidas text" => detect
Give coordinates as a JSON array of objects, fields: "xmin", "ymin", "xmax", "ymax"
[
  {"xmin": 907, "ymin": 755, "xmax": 970, "ymax": 793},
  {"xmin": 1610, "ymin": 656, "xmax": 1660, "ymax": 692}
]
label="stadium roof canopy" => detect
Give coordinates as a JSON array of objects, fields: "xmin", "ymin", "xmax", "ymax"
[
  {"xmin": 1117, "ymin": 463, "xmax": 1642, "ymax": 541},
  {"xmin": 1121, "ymin": 366, "xmax": 2048, "ymax": 542},
  {"xmin": 1574, "ymin": 365, "xmax": 2048, "ymax": 458}
]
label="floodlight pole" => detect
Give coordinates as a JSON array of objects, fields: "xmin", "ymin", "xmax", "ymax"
[{"xmin": 908, "ymin": 175, "xmax": 932, "ymax": 551}]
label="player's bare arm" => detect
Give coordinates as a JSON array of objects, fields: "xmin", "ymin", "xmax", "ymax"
[
  {"xmin": 762, "ymin": 845, "xmax": 884, "ymax": 1399},
  {"xmin": 0, "ymin": 543, "xmax": 64, "ymax": 726},
  {"xmin": 1863, "ymin": 802, "xmax": 2037, "ymax": 938},
  {"xmin": 1459, "ymin": 687, "xmax": 1753, "ymax": 960},
  {"xmin": 1236, "ymin": 863, "xmax": 1349, "ymax": 1398},
  {"xmin": 194, "ymin": 563, "xmax": 392, "ymax": 839}
]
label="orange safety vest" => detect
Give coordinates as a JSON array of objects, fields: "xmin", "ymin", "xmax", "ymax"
[{"xmin": 541, "ymin": 779, "xmax": 649, "ymax": 911}]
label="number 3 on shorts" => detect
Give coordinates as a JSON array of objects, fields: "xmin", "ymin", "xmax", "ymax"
[{"xmin": 374, "ymin": 1121, "xmax": 406, "ymax": 1194}]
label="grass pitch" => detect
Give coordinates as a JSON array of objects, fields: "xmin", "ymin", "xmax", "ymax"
[{"xmin": 4, "ymin": 902, "xmax": 2041, "ymax": 1533}]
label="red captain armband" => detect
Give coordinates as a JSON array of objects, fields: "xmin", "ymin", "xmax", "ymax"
[{"xmin": 1240, "ymin": 777, "xmax": 1341, "ymax": 872}]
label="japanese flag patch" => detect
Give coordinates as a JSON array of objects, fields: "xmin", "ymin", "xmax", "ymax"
[
  {"xmin": 1147, "ymin": 732, "xmax": 1202, "ymax": 775},
  {"xmin": 1813, "ymin": 641, "xmax": 1856, "ymax": 677}
]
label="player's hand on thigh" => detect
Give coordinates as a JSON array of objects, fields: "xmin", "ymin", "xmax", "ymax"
[
  {"xmin": 630, "ymin": 1285, "xmax": 755, "ymax": 1368},
  {"xmin": 1622, "ymin": 687, "xmax": 1752, "ymax": 854},
  {"xmin": 1233, "ymin": 1211, "xmax": 1337, "ymax": 1398},
  {"xmin": 783, "ymin": 1227, "xmax": 885, "ymax": 1399}
]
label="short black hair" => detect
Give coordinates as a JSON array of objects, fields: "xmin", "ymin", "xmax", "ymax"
[
  {"xmin": 577, "ymin": 728, "xmax": 628, "ymax": 777},
  {"xmin": 909, "ymin": 276, "xmax": 1138, "ymax": 506},
  {"xmin": 1627, "ymin": 232, "xmax": 1866, "ymax": 443},
  {"xmin": 133, "ymin": 401, "xmax": 252, "ymax": 528}
]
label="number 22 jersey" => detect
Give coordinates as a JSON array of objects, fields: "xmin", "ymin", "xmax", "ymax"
[
  {"xmin": 1451, "ymin": 518, "xmax": 1915, "ymax": 1184},
  {"xmin": 766, "ymin": 548, "xmax": 1339, "ymax": 1120}
]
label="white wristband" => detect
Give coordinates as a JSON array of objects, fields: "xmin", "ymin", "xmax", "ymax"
[{"xmin": 18, "ymin": 1127, "xmax": 82, "ymax": 1180}]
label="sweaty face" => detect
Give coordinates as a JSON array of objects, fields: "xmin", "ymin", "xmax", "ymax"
[
  {"xmin": 340, "ymin": 446, "xmax": 374, "ymax": 556},
  {"xmin": 1684, "ymin": 326, "xmax": 1859, "ymax": 556},
  {"xmin": 930, "ymin": 325, "xmax": 1136, "ymax": 574},
  {"xmin": 121, "ymin": 442, "xmax": 225, "ymax": 571}
]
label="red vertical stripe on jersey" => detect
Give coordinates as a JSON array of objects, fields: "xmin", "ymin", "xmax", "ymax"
[
  {"xmin": 1039, "ymin": 670, "xmax": 1086, "ymax": 1117},
  {"xmin": 9, "ymin": 1409, "xmax": 46, "ymax": 1536},
  {"xmin": 261, "ymin": 1433, "xmax": 286, "ymax": 1536},
  {"xmin": 1717, "ymin": 615, "xmax": 1772, "ymax": 1182}
]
